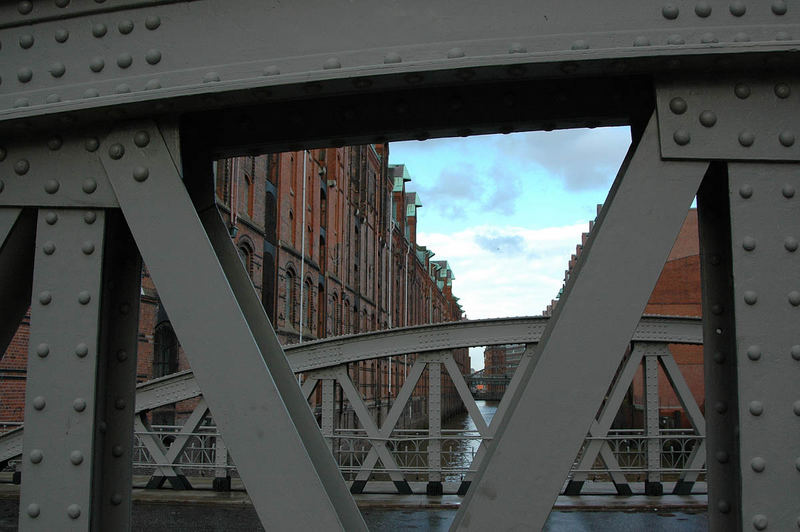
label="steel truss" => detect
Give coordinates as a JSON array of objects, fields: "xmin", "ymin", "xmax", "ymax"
[{"xmin": 1, "ymin": 2, "xmax": 799, "ymax": 530}]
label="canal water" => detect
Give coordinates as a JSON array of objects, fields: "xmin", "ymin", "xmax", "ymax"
[{"xmin": 440, "ymin": 400, "xmax": 498, "ymax": 480}]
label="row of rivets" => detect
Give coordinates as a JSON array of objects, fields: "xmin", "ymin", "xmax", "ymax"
[
  {"xmin": 662, "ymin": 1, "xmax": 787, "ymax": 19},
  {"xmin": 13, "ymin": 48, "xmax": 162, "ymax": 84}
]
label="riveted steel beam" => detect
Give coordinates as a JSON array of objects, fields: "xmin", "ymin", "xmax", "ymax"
[
  {"xmin": 454, "ymin": 114, "xmax": 708, "ymax": 530},
  {"xmin": 100, "ymin": 121, "xmax": 364, "ymax": 530},
  {"xmin": 658, "ymin": 76, "xmax": 800, "ymax": 161},
  {"xmin": 0, "ymin": 208, "xmax": 35, "ymax": 355},
  {"xmin": 2, "ymin": 1, "xmax": 800, "ymax": 137},
  {"xmin": 19, "ymin": 208, "xmax": 107, "ymax": 531},
  {"xmin": 727, "ymin": 162, "xmax": 800, "ymax": 532}
]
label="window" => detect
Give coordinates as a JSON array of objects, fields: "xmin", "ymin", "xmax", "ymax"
[
  {"xmin": 285, "ymin": 268, "xmax": 296, "ymax": 328},
  {"xmin": 238, "ymin": 243, "xmax": 253, "ymax": 277},
  {"xmin": 215, "ymin": 160, "xmax": 231, "ymax": 204},
  {"xmin": 304, "ymin": 278, "xmax": 313, "ymax": 334},
  {"xmin": 242, "ymin": 173, "xmax": 254, "ymax": 218},
  {"xmin": 153, "ymin": 323, "xmax": 178, "ymax": 378}
]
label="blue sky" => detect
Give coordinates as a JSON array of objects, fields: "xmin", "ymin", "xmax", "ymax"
[{"xmin": 387, "ymin": 127, "xmax": 632, "ymax": 370}]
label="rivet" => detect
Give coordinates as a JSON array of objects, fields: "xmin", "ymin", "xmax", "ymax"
[
  {"xmin": 783, "ymin": 185, "xmax": 796, "ymax": 198},
  {"xmin": 145, "ymin": 79, "xmax": 161, "ymax": 90},
  {"xmin": 18, "ymin": 1, "xmax": 33, "ymax": 14},
  {"xmin": 508, "ymin": 43, "xmax": 527, "ymax": 53},
  {"xmin": 67, "ymin": 504, "xmax": 81, "ymax": 519},
  {"xmin": 774, "ymin": 83, "xmax": 791, "ymax": 99},
  {"xmin": 633, "ymin": 36, "xmax": 650, "ymax": 46},
  {"xmin": 85, "ymin": 137, "xmax": 100, "ymax": 152},
  {"xmin": 739, "ymin": 184, "xmax": 753, "ymax": 198},
  {"xmin": 711, "ymin": 304, "xmax": 723, "ymax": 315},
  {"xmin": 713, "ymin": 351, "xmax": 726, "ymax": 364},
  {"xmin": 47, "ymin": 136, "xmax": 63, "ymax": 150},
  {"xmin": 38, "ymin": 291, "xmax": 52, "ymax": 305},
  {"xmin": 662, "ymin": 5, "xmax": 679, "ymax": 19},
  {"xmin": 115, "ymin": 83, "xmax": 132, "ymax": 94},
  {"xmin": 729, "ymin": 1, "xmax": 746, "ymax": 16},
  {"xmin": 83, "ymin": 211, "xmax": 96, "ymax": 224},
  {"xmin": 45, "ymin": 212, "xmax": 58, "ymax": 225},
  {"xmin": 791, "ymin": 345, "xmax": 800, "ymax": 360},
  {"xmin": 695, "ymin": 2, "xmax": 712, "ymax": 16},
  {"xmin": 19, "ymin": 34, "xmax": 34, "ymax": 49},
  {"xmin": 779, "ymin": 131, "xmax": 795, "ymax": 147},
  {"xmin": 110, "ymin": 493, "xmax": 123, "ymax": 505},
  {"xmin": 775, "ymin": 31, "xmax": 791, "ymax": 41},
  {"xmin": 263, "ymin": 65, "xmax": 281, "ymax": 75},
  {"xmin": 667, "ymin": 34, "xmax": 685, "ymax": 45},
  {"xmin": 699, "ymin": 110, "xmax": 717, "ymax": 127},
  {"xmin": 32, "ymin": 396, "xmax": 45, "ymax": 410},
  {"xmin": 571, "ymin": 40, "xmax": 589, "ymax": 50},
  {"xmin": 26, "ymin": 503, "xmax": 40, "ymax": 518},
  {"xmin": 81, "ymin": 241, "xmax": 95, "ymax": 255},
  {"xmin": 203, "ymin": 71, "xmax": 221, "ymax": 82},
  {"xmin": 145, "ymin": 15, "xmax": 161, "ymax": 30},
  {"xmin": 744, "ymin": 291, "xmax": 757, "ymax": 305},
  {"xmin": 30, "ymin": 449, "xmax": 43, "ymax": 464},
  {"xmin": 700, "ymin": 32, "xmax": 718, "ymax": 43},
  {"xmin": 789, "ymin": 291, "xmax": 800, "ymax": 306},
  {"xmin": 116, "ymin": 349, "xmax": 128, "ymax": 361},
  {"xmin": 746, "ymin": 345, "xmax": 761, "ymax": 360},
  {"xmin": 673, "ymin": 130, "xmax": 690, "ymax": 146},
  {"xmin": 75, "ymin": 343, "xmax": 88, "ymax": 358},
  {"xmin": 751, "ymin": 457, "xmax": 766, "ymax": 473},
  {"xmin": 117, "ymin": 53, "xmax": 133, "ymax": 69},
  {"xmin": 742, "ymin": 236, "xmax": 756, "ymax": 251},
  {"xmin": 36, "ymin": 343, "xmax": 49, "ymax": 357},
  {"xmin": 738, "ymin": 131, "xmax": 755, "ymax": 147},
  {"xmin": 115, "ymin": 398, "xmax": 125, "ymax": 410},
  {"xmin": 772, "ymin": 0, "xmax": 787, "ymax": 15},
  {"xmin": 72, "ymin": 398, "xmax": 86, "ymax": 412},
  {"xmin": 14, "ymin": 159, "xmax": 30, "ymax": 175},
  {"xmin": 118, "ymin": 20, "xmax": 134, "ymax": 34},
  {"xmin": 322, "ymin": 58, "xmax": 341, "ymax": 70},
  {"xmin": 133, "ymin": 167, "xmax": 149, "ymax": 182},
  {"xmin": 794, "ymin": 400, "xmax": 800, "ymax": 415},
  {"xmin": 55, "ymin": 29, "xmax": 69, "ymax": 43},
  {"xmin": 145, "ymin": 49, "xmax": 162, "ymax": 65},
  {"xmin": 447, "ymin": 47, "xmax": 465, "ymax": 59},
  {"xmin": 749, "ymin": 401, "xmax": 764, "ymax": 416},
  {"xmin": 133, "ymin": 131, "xmax": 150, "ymax": 147},
  {"xmin": 717, "ymin": 500, "xmax": 730, "ymax": 514},
  {"xmin": 14, "ymin": 98, "xmax": 31, "ymax": 108},
  {"xmin": 78, "ymin": 179, "xmax": 97, "ymax": 196},
  {"xmin": 752, "ymin": 514, "xmax": 768, "ymax": 530},
  {"xmin": 89, "ymin": 56, "xmax": 105, "ymax": 74},
  {"xmin": 715, "ymin": 450, "xmax": 729, "ymax": 463},
  {"xmin": 108, "ymin": 144, "xmax": 125, "ymax": 160},
  {"xmin": 734, "ymin": 83, "xmax": 751, "ymax": 99},
  {"xmin": 70, "ymin": 450, "xmax": 83, "ymax": 465},
  {"xmin": 733, "ymin": 32, "xmax": 750, "ymax": 42},
  {"xmin": 714, "ymin": 401, "xmax": 728, "ymax": 414},
  {"xmin": 78, "ymin": 291, "xmax": 91, "ymax": 305},
  {"xmin": 92, "ymin": 23, "xmax": 107, "ymax": 38},
  {"xmin": 42, "ymin": 242, "xmax": 56, "ymax": 258},
  {"xmin": 99, "ymin": 421, "xmax": 107, "ymax": 433},
  {"xmin": 44, "ymin": 179, "xmax": 60, "ymax": 194},
  {"xmin": 112, "ymin": 444, "xmax": 124, "ymax": 457}
]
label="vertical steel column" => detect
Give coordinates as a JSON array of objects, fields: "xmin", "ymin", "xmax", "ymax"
[
  {"xmin": 19, "ymin": 209, "xmax": 106, "ymax": 531},
  {"xmin": 322, "ymin": 379, "xmax": 335, "ymax": 451},
  {"xmin": 697, "ymin": 164, "xmax": 740, "ymax": 527},
  {"xmin": 427, "ymin": 361, "xmax": 442, "ymax": 496},
  {"xmin": 727, "ymin": 163, "xmax": 800, "ymax": 531},
  {"xmin": 643, "ymin": 350, "xmax": 663, "ymax": 495},
  {"xmin": 93, "ymin": 212, "xmax": 141, "ymax": 530}
]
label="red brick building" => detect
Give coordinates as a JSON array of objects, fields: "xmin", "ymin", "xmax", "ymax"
[{"xmin": 1, "ymin": 146, "xmax": 469, "ymax": 428}]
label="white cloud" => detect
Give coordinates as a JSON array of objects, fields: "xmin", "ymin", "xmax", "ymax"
[{"xmin": 419, "ymin": 222, "xmax": 588, "ymax": 321}]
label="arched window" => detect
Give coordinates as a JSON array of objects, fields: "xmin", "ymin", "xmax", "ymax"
[
  {"xmin": 343, "ymin": 299, "xmax": 351, "ymax": 333},
  {"xmin": 153, "ymin": 322, "xmax": 178, "ymax": 378},
  {"xmin": 238, "ymin": 243, "xmax": 253, "ymax": 277},
  {"xmin": 303, "ymin": 278, "xmax": 313, "ymax": 335},
  {"xmin": 285, "ymin": 267, "xmax": 296, "ymax": 328}
]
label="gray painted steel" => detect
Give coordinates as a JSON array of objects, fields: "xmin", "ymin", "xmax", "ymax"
[
  {"xmin": 644, "ymin": 348, "xmax": 662, "ymax": 490},
  {"xmin": 728, "ymin": 163, "xmax": 799, "ymax": 532},
  {"xmin": 454, "ymin": 116, "xmax": 709, "ymax": 530},
  {"xmin": 20, "ymin": 209, "xmax": 106, "ymax": 531},
  {"xmin": 697, "ymin": 165, "xmax": 741, "ymax": 530},
  {"xmin": 100, "ymin": 122, "xmax": 363, "ymax": 530}
]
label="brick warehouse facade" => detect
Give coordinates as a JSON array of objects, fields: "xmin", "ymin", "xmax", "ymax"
[{"xmin": 1, "ymin": 145, "xmax": 469, "ymax": 430}]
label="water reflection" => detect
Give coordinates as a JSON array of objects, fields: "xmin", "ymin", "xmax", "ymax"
[{"xmin": 441, "ymin": 400, "xmax": 498, "ymax": 480}]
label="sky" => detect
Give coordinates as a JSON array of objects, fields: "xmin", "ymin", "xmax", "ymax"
[{"xmin": 387, "ymin": 127, "xmax": 632, "ymax": 370}]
